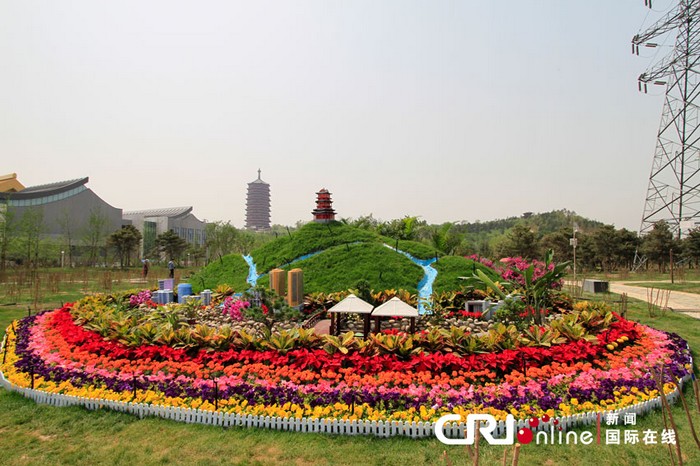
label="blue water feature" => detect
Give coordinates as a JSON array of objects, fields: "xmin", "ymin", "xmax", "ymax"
[
  {"xmin": 384, "ymin": 244, "xmax": 437, "ymax": 314},
  {"xmin": 242, "ymin": 255, "xmax": 261, "ymax": 287},
  {"xmin": 242, "ymin": 250, "xmax": 325, "ymax": 288}
]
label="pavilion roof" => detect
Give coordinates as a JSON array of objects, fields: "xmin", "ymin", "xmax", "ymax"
[
  {"xmin": 327, "ymin": 294, "xmax": 374, "ymax": 314},
  {"xmin": 371, "ymin": 297, "xmax": 419, "ymax": 317}
]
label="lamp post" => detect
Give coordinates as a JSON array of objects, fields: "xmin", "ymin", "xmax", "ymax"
[
  {"xmin": 61, "ymin": 250, "xmax": 65, "ymax": 268},
  {"xmin": 570, "ymin": 223, "xmax": 578, "ymax": 291}
]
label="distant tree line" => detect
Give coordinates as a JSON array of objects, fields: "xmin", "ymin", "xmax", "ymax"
[
  {"xmin": 340, "ymin": 210, "xmax": 700, "ymax": 273},
  {"xmin": 3, "ymin": 201, "xmax": 697, "ymax": 274}
]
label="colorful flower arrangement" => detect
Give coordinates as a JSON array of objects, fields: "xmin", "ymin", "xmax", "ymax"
[
  {"xmin": 466, "ymin": 255, "xmax": 562, "ymax": 290},
  {"xmin": 444, "ymin": 310, "xmax": 483, "ymax": 319},
  {"xmin": 222, "ymin": 297, "xmax": 250, "ymax": 321},
  {"xmin": 0, "ymin": 297, "xmax": 691, "ymax": 425},
  {"xmin": 129, "ymin": 290, "xmax": 154, "ymax": 307}
]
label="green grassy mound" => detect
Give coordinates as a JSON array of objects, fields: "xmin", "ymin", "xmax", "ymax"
[
  {"xmin": 191, "ymin": 254, "xmax": 249, "ymax": 292},
  {"xmin": 192, "ymin": 222, "xmax": 441, "ymax": 293},
  {"xmin": 432, "ymin": 256, "xmax": 501, "ymax": 293},
  {"xmin": 252, "ymin": 222, "xmax": 378, "ymax": 274},
  {"xmin": 257, "ymin": 242, "xmax": 424, "ymax": 294}
]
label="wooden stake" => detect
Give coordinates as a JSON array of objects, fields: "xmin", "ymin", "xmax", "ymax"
[
  {"xmin": 656, "ymin": 368, "xmax": 682, "ymax": 466},
  {"xmin": 502, "ymin": 448, "xmax": 508, "ymax": 466},
  {"xmin": 674, "ymin": 381, "xmax": 700, "ymax": 449},
  {"xmin": 511, "ymin": 444, "xmax": 521, "ymax": 466},
  {"xmin": 693, "ymin": 375, "xmax": 700, "ymax": 415},
  {"xmin": 463, "ymin": 429, "xmax": 474, "ymax": 460},
  {"xmin": 2, "ymin": 336, "xmax": 8, "ymax": 365},
  {"xmin": 442, "ymin": 450, "xmax": 453, "ymax": 466}
]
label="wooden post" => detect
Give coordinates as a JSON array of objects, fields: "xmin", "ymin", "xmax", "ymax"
[
  {"xmin": 656, "ymin": 367, "xmax": 683, "ymax": 466},
  {"xmin": 374, "ymin": 316, "xmax": 381, "ymax": 334},
  {"xmin": 674, "ymin": 380, "xmax": 700, "ymax": 449},
  {"xmin": 511, "ymin": 444, "xmax": 521, "ymax": 466},
  {"xmin": 693, "ymin": 373, "xmax": 700, "ymax": 415},
  {"xmin": 214, "ymin": 379, "xmax": 219, "ymax": 411},
  {"xmin": 410, "ymin": 317, "xmax": 416, "ymax": 334},
  {"xmin": 363, "ymin": 315, "xmax": 370, "ymax": 340}
]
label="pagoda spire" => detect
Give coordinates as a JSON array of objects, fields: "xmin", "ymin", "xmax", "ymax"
[{"xmin": 257, "ymin": 168, "xmax": 261, "ymax": 180}]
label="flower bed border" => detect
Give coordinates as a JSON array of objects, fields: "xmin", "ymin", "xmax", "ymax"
[{"xmin": 0, "ymin": 332, "xmax": 692, "ymax": 439}]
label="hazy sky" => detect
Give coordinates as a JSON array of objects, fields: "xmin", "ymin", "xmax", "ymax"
[{"xmin": 0, "ymin": 1, "xmax": 676, "ymax": 230}]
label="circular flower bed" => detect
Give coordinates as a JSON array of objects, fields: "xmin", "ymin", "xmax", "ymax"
[{"xmin": 0, "ymin": 295, "xmax": 692, "ymax": 426}]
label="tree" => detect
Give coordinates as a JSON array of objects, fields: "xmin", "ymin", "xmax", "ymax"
[
  {"xmin": 377, "ymin": 216, "xmax": 424, "ymax": 241},
  {"xmin": 348, "ymin": 214, "xmax": 379, "ymax": 231},
  {"xmin": 82, "ymin": 207, "xmax": 108, "ymax": 266},
  {"xmin": 205, "ymin": 221, "xmax": 240, "ymax": 262},
  {"xmin": 682, "ymin": 227, "xmax": 700, "ymax": 267},
  {"xmin": 429, "ymin": 223, "xmax": 462, "ymax": 255},
  {"xmin": 19, "ymin": 207, "xmax": 44, "ymax": 269},
  {"xmin": 614, "ymin": 228, "xmax": 639, "ymax": 270},
  {"xmin": 0, "ymin": 201, "xmax": 15, "ymax": 271},
  {"xmin": 155, "ymin": 230, "xmax": 188, "ymax": 261},
  {"xmin": 641, "ymin": 221, "xmax": 676, "ymax": 272},
  {"xmin": 496, "ymin": 223, "xmax": 539, "ymax": 259},
  {"xmin": 591, "ymin": 225, "xmax": 619, "ymax": 272},
  {"xmin": 107, "ymin": 225, "xmax": 142, "ymax": 268},
  {"xmin": 57, "ymin": 208, "xmax": 75, "ymax": 267},
  {"xmin": 539, "ymin": 229, "xmax": 573, "ymax": 263}
]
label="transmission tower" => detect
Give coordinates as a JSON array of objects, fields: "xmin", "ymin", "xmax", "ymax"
[{"xmin": 634, "ymin": 0, "xmax": 700, "ymax": 240}]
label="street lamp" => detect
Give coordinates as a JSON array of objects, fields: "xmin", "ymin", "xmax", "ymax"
[
  {"xmin": 570, "ymin": 223, "xmax": 579, "ymax": 291},
  {"xmin": 61, "ymin": 251, "xmax": 65, "ymax": 268}
]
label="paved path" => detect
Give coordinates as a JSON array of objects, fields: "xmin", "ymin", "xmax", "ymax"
[
  {"xmin": 609, "ymin": 282, "xmax": 700, "ymax": 318},
  {"xmin": 313, "ymin": 319, "xmax": 331, "ymax": 335}
]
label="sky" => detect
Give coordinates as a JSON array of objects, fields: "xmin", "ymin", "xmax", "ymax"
[{"xmin": 0, "ymin": 1, "xmax": 679, "ymax": 230}]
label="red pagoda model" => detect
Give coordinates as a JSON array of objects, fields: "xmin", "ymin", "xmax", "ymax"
[{"xmin": 312, "ymin": 188, "xmax": 336, "ymax": 223}]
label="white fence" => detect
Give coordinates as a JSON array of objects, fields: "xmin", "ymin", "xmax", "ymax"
[
  {"xmin": 0, "ymin": 369, "xmax": 691, "ymax": 438},
  {"xmin": 0, "ymin": 329, "xmax": 693, "ymax": 439}
]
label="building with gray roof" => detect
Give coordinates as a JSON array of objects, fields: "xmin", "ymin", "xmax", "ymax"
[
  {"xmin": 122, "ymin": 206, "xmax": 206, "ymax": 257},
  {"xmin": 0, "ymin": 174, "xmax": 124, "ymax": 240}
]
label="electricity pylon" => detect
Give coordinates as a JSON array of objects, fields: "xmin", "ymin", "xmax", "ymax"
[{"xmin": 634, "ymin": 0, "xmax": 700, "ymax": 241}]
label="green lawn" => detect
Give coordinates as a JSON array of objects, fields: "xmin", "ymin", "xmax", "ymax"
[
  {"xmin": 2, "ymin": 285, "xmax": 700, "ymax": 464},
  {"xmin": 626, "ymin": 282, "xmax": 700, "ymax": 295}
]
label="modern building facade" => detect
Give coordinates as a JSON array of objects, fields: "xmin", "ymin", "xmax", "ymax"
[
  {"xmin": 0, "ymin": 174, "xmax": 124, "ymax": 239},
  {"xmin": 245, "ymin": 169, "xmax": 271, "ymax": 231},
  {"xmin": 122, "ymin": 207, "xmax": 206, "ymax": 256}
]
